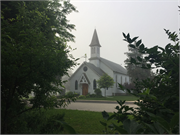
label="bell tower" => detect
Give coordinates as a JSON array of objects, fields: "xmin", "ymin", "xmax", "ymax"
[{"xmin": 89, "ymin": 29, "xmax": 101, "ymax": 67}]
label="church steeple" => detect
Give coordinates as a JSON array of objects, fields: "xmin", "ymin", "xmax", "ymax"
[
  {"xmin": 89, "ymin": 29, "xmax": 101, "ymax": 67},
  {"xmin": 89, "ymin": 29, "xmax": 101, "ymax": 47},
  {"xmin": 89, "ymin": 29, "xmax": 101, "ymax": 59}
]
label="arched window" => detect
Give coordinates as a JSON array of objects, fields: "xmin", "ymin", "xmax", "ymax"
[
  {"xmin": 94, "ymin": 47, "xmax": 95, "ymax": 53},
  {"xmin": 121, "ymin": 76, "xmax": 122, "ymax": 84},
  {"xmin": 93, "ymin": 79, "xmax": 96, "ymax": 89},
  {"xmin": 125, "ymin": 77, "xmax": 127, "ymax": 83},
  {"xmin": 75, "ymin": 80, "xmax": 78, "ymax": 90},
  {"xmin": 116, "ymin": 75, "xmax": 118, "ymax": 88}
]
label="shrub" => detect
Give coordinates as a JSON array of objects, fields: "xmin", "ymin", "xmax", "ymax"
[
  {"xmin": 65, "ymin": 91, "xmax": 74, "ymax": 96},
  {"xmin": 7, "ymin": 109, "xmax": 64, "ymax": 134},
  {"xmin": 78, "ymin": 95, "xmax": 86, "ymax": 99},
  {"xmin": 86, "ymin": 93, "xmax": 91, "ymax": 98},
  {"xmin": 73, "ymin": 92, "xmax": 80, "ymax": 97},
  {"xmin": 90, "ymin": 93, "xmax": 96, "ymax": 97},
  {"xmin": 94, "ymin": 88, "xmax": 102, "ymax": 97}
]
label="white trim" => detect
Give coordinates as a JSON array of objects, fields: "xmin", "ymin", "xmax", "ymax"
[{"xmin": 78, "ymin": 73, "xmax": 90, "ymax": 84}]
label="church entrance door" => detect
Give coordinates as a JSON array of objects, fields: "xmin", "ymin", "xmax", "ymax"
[{"xmin": 82, "ymin": 84, "xmax": 88, "ymax": 96}]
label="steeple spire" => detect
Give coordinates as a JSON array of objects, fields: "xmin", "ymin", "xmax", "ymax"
[
  {"xmin": 89, "ymin": 29, "xmax": 101, "ymax": 47},
  {"xmin": 89, "ymin": 29, "xmax": 101, "ymax": 67}
]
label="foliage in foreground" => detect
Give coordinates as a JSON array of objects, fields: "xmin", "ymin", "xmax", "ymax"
[
  {"xmin": 100, "ymin": 30, "xmax": 179, "ymax": 134},
  {"xmin": 6, "ymin": 108, "xmax": 76, "ymax": 134},
  {"xmin": 1, "ymin": 0, "xmax": 78, "ymax": 133},
  {"xmin": 124, "ymin": 38, "xmax": 153, "ymax": 82}
]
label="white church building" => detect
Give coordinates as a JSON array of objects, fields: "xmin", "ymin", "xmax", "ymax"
[{"xmin": 69, "ymin": 29, "xmax": 130, "ymax": 96}]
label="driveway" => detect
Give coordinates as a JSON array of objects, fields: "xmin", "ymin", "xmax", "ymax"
[{"xmin": 60, "ymin": 101, "xmax": 138, "ymax": 113}]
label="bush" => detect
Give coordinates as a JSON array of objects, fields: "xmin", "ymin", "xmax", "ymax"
[
  {"xmin": 73, "ymin": 92, "xmax": 80, "ymax": 97},
  {"xmin": 65, "ymin": 91, "xmax": 74, "ymax": 96},
  {"xmin": 100, "ymin": 30, "xmax": 179, "ymax": 134},
  {"xmin": 78, "ymin": 95, "xmax": 86, "ymax": 99},
  {"xmin": 90, "ymin": 93, "xmax": 97, "ymax": 97},
  {"xmin": 86, "ymin": 93, "xmax": 91, "ymax": 98},
  {"xmin": 94, "ymin": 88, "xmax": 102, "ymax": 97},
  {"xmin": 7, "ymin": 109, "xmax": 65, "ymax": 134}
]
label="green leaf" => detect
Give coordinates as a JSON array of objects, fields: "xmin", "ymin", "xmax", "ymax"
[
  {"xmin": 55, "ymin": 120, "xmax": 76, "ymax": 134},
  {"xmin": 127, "ymin": 37, "xmax": 132, "ymax": 43},
  {"xmin": 115, "ymin": 106, "xmax": 119, "ymax": 110},
  {"xmin": 100, "ymin": 121, "xmax": 107, "ymax": 126},
  {"xmin": 139, "ymin": 43, "xmax": 144, "ymax": 50},
  {"xmin": 136, "ymin": 39, "xmax": 142, "ymax": 47},
  {"xmin": 113, "ymin": 123, "xmax": 128, "ymax": 134},
  {"xmin": 102, "ymin": 111, "xmax": 109, "ymax": 120},
  {"xmin": 123, "ymin": 119, "xmax": 142, "ymax": 134},
  {"xmin": 144, "ymin": 123, "xmax": 158, "ymax": 133},
  {"xmin": 145, "ymin": 88, "xmax": 150, "ymax": 95},
  {"xmin": 129, "ymin": 44, "xmax": 135, "ymax": 48},
  {"xmin": 107, "ymin": 114, "xmax": 115, "ymax": 121},
  {"xmin": 147, "ymin": 112, "xmax": 170, "ymax": 131},
  {"xmin": 170, "ymin": 112, "xmax": 179, "ymax": 129},
  {"xmin": 118, "ymin": 83, "xmax": 124, "ymax": 90},
  {"xmin": 149, "ymin": 94, "xmax": 157, "ymax": 100},
  {"xmin": 122, "ymin": 32, "xmax": 126, "ymax": 38},
  {"xmin": 127, "ymin": 33, "xmax": 130, "ymax": 39},
  {"xmin": 131, "ymin": 36, "xmax": 138, "ymax": 42}
]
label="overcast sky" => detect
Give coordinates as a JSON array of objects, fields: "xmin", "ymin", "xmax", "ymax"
[{"xmin": 66, "ymin": 0, "xmax": 179, "ymax": 73}]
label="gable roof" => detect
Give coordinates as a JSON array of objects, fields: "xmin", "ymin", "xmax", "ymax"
[
  {"xmin": 69, "ymin": 62, "xmax": 105, "ymax": 80},
  {"xmin": 99, "ymin": 57, "xmax": 127, "ymax": 75},
  {"xmin": 89, "ymin": 29, "xmax": 101, "ymax": 47},
  {"xmin": 78, "ymin": 73, "xmax": 91, "ymax": 84},
  {"xmin": 86, "ymin": 62, "xmax": 105, "ymax": 76}
]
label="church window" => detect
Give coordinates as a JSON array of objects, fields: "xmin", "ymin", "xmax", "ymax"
[
  {"xmin": 75, "ymin": 80, "xmax": 78, "ymax": 90},
  {"xmin": 93, "ymin": 79, "xmax": 97, "ymax": 89},
  {"xmin": 94, "ymin": 47, "xmax": 95, "ymax": 53},
  {"xmin": 116, "ymin": 75, "xmax": 118, "ymax": 88},
  {"xmin": 125, "ymin": 77, "xmax": 127, "ymax": 83},
  {"xmin": 83, "ymin": 66, "xmax": 88, "ymax": 72},
  {"xmin": 91, "ymin": 48, "xmax": 93, "ymax": 54},
  {"xmin": 121, "ymin": 76, "xmax": 122, "ymax": 84},
  {"xmin": 98, "ymin": 48, "xmax": 99, "ymax": 54}
]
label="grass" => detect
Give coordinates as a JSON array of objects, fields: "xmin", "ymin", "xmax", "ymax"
[
  {"xmin": 77, "ymin": 95, "xmax": 139, "ymax": 101},
  {"xmin": 44, "ymin": 108, "xmax": 115, "ymax": 134}
]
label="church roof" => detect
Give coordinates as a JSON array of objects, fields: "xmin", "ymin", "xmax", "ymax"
[
  {"xmin": 99, "ymin": 57, "xmax": 127, "ymax": 75},
  {"xmin": 89, "ymin": 29, "xmax": 101, "ymax": 47},
  {"xmin": 69, "ymin": 62, "xmax": 105, "ymax": 80},
  {"xmin": 86, "ymin": 62, "xmax": 105, "ymax": 76}
]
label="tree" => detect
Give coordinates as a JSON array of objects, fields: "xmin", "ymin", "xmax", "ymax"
[
  {"xmin": 100, "ymin": 29, "xmax": 179, "ymax": 134},
  {"xmin": 1, "ymin": 1, "xmax": 78, "ymax": 133},
  {"xmin": 97, "ymin": 73, "xmax": 114, "ymax": 97},
  {"xmin": 124, "ymin": 41, "xmax": 153, "ymax": 83}
]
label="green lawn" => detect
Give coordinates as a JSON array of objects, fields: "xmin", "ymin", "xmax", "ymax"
[
  {"xmin": 46, "ymin": 108, "xmax": 115, "ymax": 134},
  {"xmin": 77, "ymin": 95, "xmax": 139, "ymax": 101}
]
